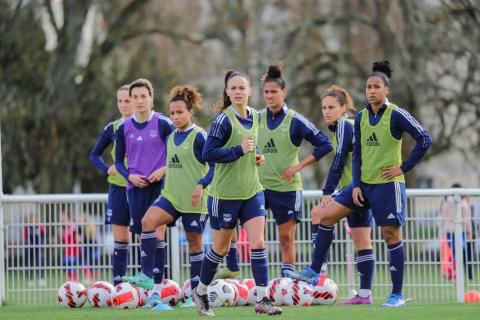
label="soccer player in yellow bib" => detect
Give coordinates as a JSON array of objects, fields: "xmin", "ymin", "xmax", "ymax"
[
  {"xmin": 123, "ymin": 85, "xmax": 213, "ymax": 309},
  {"xmin": 289, "ymin": 61, "xmax": 432, "ymax": 307},
  {"xmin": 191, "ymin": 70, "xmax": 282, "ymax": 316},
  {"xmin": 89, "ymin": 85, "xmax": 133, "ymax": 286},
  {"xmin": 258, "ymin": 63, "xmax": 332, "ymax": 277}
]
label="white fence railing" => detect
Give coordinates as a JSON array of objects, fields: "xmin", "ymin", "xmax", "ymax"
[{"xmin": 0, "ymin": 189, "xmax": 479, "ymax": 305}]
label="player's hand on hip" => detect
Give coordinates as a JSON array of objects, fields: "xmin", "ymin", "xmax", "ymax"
[
  {"xmin": 352, "ymin": 187, "xmax": 365, "ymax": 207},
  {"xmin": 107, "ymin": 164, "xmax": 118, "ymax": 176},
  {"xmin": 241, "ymin": 136, "xmax": 255, "ymax": 154},
  {"xmin": 381, "ymin": 166, "xmax": 403, "ymax": 180},
  {"xmin": 282, "ymin": 165, "xmax": 299, "ymax": 183},
  {"xmin": 128, "ymin": 174, "xmax": 149, "ymax": 188}
]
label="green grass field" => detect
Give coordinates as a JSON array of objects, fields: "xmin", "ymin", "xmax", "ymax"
[{"xmin": 0, "ymin": 302, "xmax": 478, "ymax": 320}]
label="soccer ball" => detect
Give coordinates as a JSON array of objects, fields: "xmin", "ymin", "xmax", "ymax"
[
  {"xmin": 267, "ymin": 278, "xmax": 290, "ymax": 306},
  {"xmin": 227, "ymin": 280, "xmax": 249, "ymax": 306},
  {"xmin": 181, "ymin": 279, "xmax": 192, "ymax": 301},
  {"xmin": 87, "ymin": 281, "xmax": 114, "ymax": 307},
  {"xmin": 224, "ymin": 280, "xmax": 239, "ymax": 306},
  {"xmin": 207, "ymin": 279, "xmax": 236, "ymax": 307},
  {"xmin": 134, "ymin": 285, "xmax": 149, "ymax": 307},
  {"xmin": 284, "ymin": 280, "xmax": 314, "ymax": 306},
  {"xmin": 311, "ymin": 277, "xmax": 338, "ymax": 305},
  {"xmin": 58, "ymin": 281, "xmax": 87, "ymax": 308},
  {"xmin": 159, "ymin": 279, "xmax": 182, "ymax": 306},
  {"xmin": 111, "ymin": 282, "xmax": 140, "ymax": 309},
  {"xmin": 240, "ymin": 279, "xmax": 257, "ymax": 305}
]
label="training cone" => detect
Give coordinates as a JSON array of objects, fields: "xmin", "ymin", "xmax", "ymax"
[
  {"xmin": 464, "ymin": 290, "xmax": 480, "ymax": 303},
  {"xmin": 152, "ymin": 303, "xmax": 174, "ymax": 310}
]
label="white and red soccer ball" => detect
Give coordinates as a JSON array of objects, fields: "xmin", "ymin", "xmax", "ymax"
[
  {"xmin": 207, "ymin": 279, "xmax": 236, "ymax": 307},
  {"xmin": 227, "ymin": 279, "xmax": 249, "ymax": 306},
  {"xmin": 159, "ymin": 279, "xmax": 182, "ymax": 306},
  {"xmin": 267, "ymin": 277, "xmax": 291, "ymax": 306},
  {"xmin": 311, "ymin": 277, "xmax": 338, "ymax": 305},
  {"xmin": 111, "ymin": 282, "xmax": 140, "ymax": 309},
  {"xmin": 284, "ymin": 280, "xmax": 314, "ymax": 306},
  {"xmin": 87, "ymin": 281, "xmax": 114, "ymax": 307},
  {"xmin": 58, "ymin": 281, "xmax": 87, "ymax": 308},
  {"xmin": 240, "ymin": 279, "xmax": 257, "ymax": 305}
]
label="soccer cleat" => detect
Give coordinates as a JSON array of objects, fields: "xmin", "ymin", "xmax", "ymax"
[
  {"xmin": 191, "ymin": 287, "xmax": 215, "ymax": 316},
  {"xmin": 255, "ymin": 297, "xmax": 283, "ymax": 315},
  {"xmin": 213, "ymin": 267, "xmax": 240, "ymax": 280},
  {"xmin": 381, "ymin": 294, "xmax": 406, "ymax": 307},
  {"xmin": 340, "ymin": 295, "xmax": 373, "ymax": 305},
  {"xmin": 285, "ymin": 267, "xmax": 319, "ymax": 283},
  {"xmin": 143, "ymin": 292, "xmax": 161, "ymax": 308},
  {"xmin": 121, "ymin": 272, "xmax": 154, "ymax": 290}
]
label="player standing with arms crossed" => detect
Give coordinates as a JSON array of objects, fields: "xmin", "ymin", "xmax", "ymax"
[
  {"xmin": 90, "ymin": 85, "xmax": 133, "ymax": 285},
  {"xmin": 192, "ymin": 70, "xmax": 282, "ymax": 316},
  {"xmin": 289, "ymin": 60, "xmax": 432, "ymax": 307}
]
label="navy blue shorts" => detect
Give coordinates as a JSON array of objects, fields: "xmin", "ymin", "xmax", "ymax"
[
  {"xmin": 208, "ymin": 192, "xmax": 266, "ymax": 230},
  {"xmin": 333, "ymin": 186, "xmax": 372, "ymax": 228},
  {"xmin": 126, "ymin": 181, "xmax": 163, "ymax": 234},
  {"xmin": 264, "ymin": 189, "xmax": 301, "ymax": 225},
  {"xmin": 107, "ymin": 184, "xmax": 130, "ymax": 226},
  {"xmin": 152, "ymin": 196, "xmax": 208, "ymax": 233},
  {"xmin": 335, "ymin": 182, "xmax": 405, "ymax": 227}
]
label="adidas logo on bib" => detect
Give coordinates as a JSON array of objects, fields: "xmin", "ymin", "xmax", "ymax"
[
  {"xmin": 262, "ymin": 138, "xmax": 278, "ymax": 153},
  {"xmin": 168, "ymin": 154, "xmax": 182, "ymax": 168},
  {"xmin": 366, "ymin": 132, "xmax": 380, "ymax": 146}
]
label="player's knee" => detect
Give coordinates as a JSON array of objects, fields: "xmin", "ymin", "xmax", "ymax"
[
  {"xmin": 311, "ymin": 206, "xmax": 321, "ymax": 222},
  {"xmin": 381, "ymin": 228, "xmax": 401, "ymax": 244},
  {"xmin": 318, "ymin": 211, "xmax": 337, "ymax": 226},
  {"xmin": 141, "ymin": 217, "xmax": 155, "ymax": 232},
  {"xmin": 186, "ymin": 233, "xmax": 202, "ymax": 252},
  {"xmin": 279, "ymin": 233, "xmax": 294, "ymax": 246},
  {"xmin": 249, "ymin": 238, "xmax": 265, "ymax": 250}
]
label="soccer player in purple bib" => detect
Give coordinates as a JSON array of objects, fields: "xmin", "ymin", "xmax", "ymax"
[
  {"xmin": 288, "ymin": 61, "xmax": 432, "ymax": 307},
  {"xmin": 90, "ymin": 85, "xmax": 133, "ymax": 285},
  {"xmin": 191, "ymin": 70, "xmax": 282, "ymax": 316},
  {"xmin": 114, "ymin": 78, "xmax": 174, "ymax": 296},
  {"xmin": 123, "ymin": 85, "xmax": 214, "ymax": 308}
]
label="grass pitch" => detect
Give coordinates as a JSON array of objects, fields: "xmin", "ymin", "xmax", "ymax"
[{"xmin": 0, "ymin": 302, "xmax": 478, "ymax": 320}]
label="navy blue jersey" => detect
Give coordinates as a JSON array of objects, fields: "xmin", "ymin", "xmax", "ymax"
[
  {"xmin": 89, "ymin": 121, "xmax": 116, "ymax": 175},
  {"xmin": 323, "ymin": 115, "xmax": 354, "ymax": 195},
  {"xmin": 352, "ymin": 103, "xmax": 432, "ymax": 187}
]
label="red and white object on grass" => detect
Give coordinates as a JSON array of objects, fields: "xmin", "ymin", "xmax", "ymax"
[
  {"xmin": 181, "ymin": 279, "xmax": 192, "ymax": 301},
  {"xmin": 284, "ymin": 280, "xmax": 314, "ymax": 306},
  {"xmin": 311, "ymin": 276, "xmax": 338, "ymax": 305},
  {"xmin": 111, "ymin": 282, "xmax": 140, "ymax": 309},
  {"xmin": 227, "ymin": 280, "xmax": 249, "ymax": 306},
  {"xmin": 267, "ymin": 278, "xmax": 290, "ymax": 306},
  {"xmin": 58, "ymin": 281, "xmax": 87, "ymax": 308},
  {"xmin": 87, "ymin": 281, "xmax": 114, "ymax": 307},
  {"xmin": 159, "ymin": 279, "xmax": 182, "ymax": 306}
]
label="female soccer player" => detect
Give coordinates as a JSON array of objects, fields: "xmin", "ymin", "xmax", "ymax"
[
  {"xmin": 89, "ymin": 85, "xmax": 133, "ymax": 285},
  {"xmin": 123, "ymin": 85, "xmax": 214, "ymax": 308},
  {"xmin": 289, "ymin": 60, "xmax": 432, "ymax": 307},
  {"xmin": 114, "ymin": 78, "xmax": 174, "ymax": 295},
  {"xmin": 191, "ymin": 70, "xmax": 282, "ymax": 316},
  {"xmin": 258, "ymin": 63, "xmax": 332, "ymax": 277},
  {"xmin": 319, "ymin": 85, "xmax": 374, "ymax": 304}
]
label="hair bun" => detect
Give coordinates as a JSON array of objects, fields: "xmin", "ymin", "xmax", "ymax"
[
  {"xmin": 266, "ymin": 63, "xmax": 282, "ymax": 79},
  {"xmin": 372, "ymin": 60, "xmax": 392, "ymax": 78}
]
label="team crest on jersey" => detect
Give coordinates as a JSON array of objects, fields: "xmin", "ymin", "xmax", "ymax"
[
  {"xmin": 149, "ymin": 130, "xmax": 158, "ymax": 138},
  {"xmin": 128, "ymin": 133, "xmax": 135, "ymax": 139},
  {"xmin": 262, "ymin": 138, "xmax": 278, "ymax": 153},
  {"xmin": 182, "ymin": 142, "xmax": 190, "ymax": 149},
  {"xmin": 366, "ymin": 132, "xmax": 380, "ymax": 146}
]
